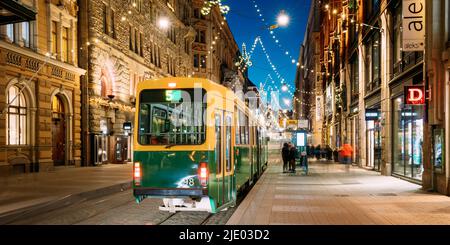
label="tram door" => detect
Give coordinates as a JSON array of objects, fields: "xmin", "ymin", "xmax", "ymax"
[
  {"xmin": 215, "ymin": 111, "xmax": 233, "ymax": 207},
  {"xmin": 214, "ymin": 113, "xmax": 224, "ymax": 206},
  {"xmin": 224, "ymin": 112, "xmax": 233, "ymax": 203}
]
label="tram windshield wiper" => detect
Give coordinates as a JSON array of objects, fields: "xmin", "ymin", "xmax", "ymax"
[{"xmin": 165, "ymin": 144, "xmax": 177, "ymax": 149}]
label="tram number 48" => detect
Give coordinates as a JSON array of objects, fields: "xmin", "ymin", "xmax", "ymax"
[{"xmin": 182, "ymin": 177, "xmax": 195, "ymax": 187}]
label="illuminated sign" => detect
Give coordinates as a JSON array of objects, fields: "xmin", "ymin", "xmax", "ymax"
[
  {"xmin": 165, "ymin": 90, "xmax": 182, "ymax": 101},
  {"xmin": 405, "ymin": 85, "xmax": 425, "ymax": 105},
  {"xmin": 402, "ymin": 0, "xmax": 425, "ymax": 52},
  {"xmin": 365, "ymin": 109, "xmax": 380, "ymax": 121},
  {"xmin": 296, "ymin": 132, "xmax": 306, "ymax": 147},
  {"xmin": 123, "ymin": 122, "xmax": 132, "ymax": 131}
]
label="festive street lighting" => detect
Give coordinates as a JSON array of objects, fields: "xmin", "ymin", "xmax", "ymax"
[
  {"xmin": 277, "ymin": 10, "xmax": 290, "ymax": 27},
  {"xmin": 281, "ymin": 84, "xmax": 288, "ymax": 92},
  {"xmin": 158, "ymin": 17, "xmax": 170, "ymax": 29}
]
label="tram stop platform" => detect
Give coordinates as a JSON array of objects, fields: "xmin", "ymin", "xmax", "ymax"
[
  {"xmin": 226, "ymin": 155, "xmax": 450, "ymax": 225},
  {"xmin": 0, "ymin": 163, "xmax": 132, "ymax": 224}
]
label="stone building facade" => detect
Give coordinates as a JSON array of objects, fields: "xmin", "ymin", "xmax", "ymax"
[
  {"xmin": 300, "ymin": 0, "xmax": 449, "ymax": 195},
  {"xmin": 78, "ymin": 0, "xmax": 195, "ymax": 165},
  {"xmin": 0, "ymin": 0, "xmax": 85, "ymax": 175}
]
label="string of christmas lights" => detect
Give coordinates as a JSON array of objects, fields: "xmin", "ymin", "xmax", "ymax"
[{"xmin": 250, "ymin": 0, "xmax": 299, "ymax": 67}]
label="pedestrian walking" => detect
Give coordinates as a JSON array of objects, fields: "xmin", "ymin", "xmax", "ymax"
[
  {"xmin": 289, "ymin": 143, "xmax": 298, "ymax": 173},
  {"xmin": 340, "ymin": 143, "xmax": 354, "ymax": 164},
  {"xmin": 315, "ymin": 145, "xmax": 321, "ymax": 160},
  {"xmin": 281, "ymin": 143, "xmax": 290, "ymax": 173}
]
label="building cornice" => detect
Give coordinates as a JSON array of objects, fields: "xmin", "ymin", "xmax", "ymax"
[{"xmin": 0, "ymin": 41, "xmax": 86, "ymax": 76}]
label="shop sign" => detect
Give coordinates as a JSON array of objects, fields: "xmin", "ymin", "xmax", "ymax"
[
  {"xmin": 123, "ymin": 122, "xmax": 132, "ymax": 131},
  {"xmin": 405, "ymin": 85, "xmax": 425, "ymax": 105},
  {"xmin": 365, "ymin": 109, "xmax": 380, "ymax": 121},
  {"xmin": 298, "ymin": 120, "xmax": 309, "ymax": 129},
  {"xmin": 316, "ymin": 96, "xmax": 323, "ymax": 121},
  {"xmin": 402, "ymin": 0, "xmax": 425, "ymax": 51}
]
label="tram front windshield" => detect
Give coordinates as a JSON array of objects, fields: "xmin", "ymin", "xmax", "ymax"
[{"xmin": 138, "ymin": 89, "xmax": 206, "ymax": 146}]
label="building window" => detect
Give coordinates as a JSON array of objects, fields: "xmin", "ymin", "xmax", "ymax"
[
  {"xmin": 6, "ymin": 24, "xmax": 14, "ymax": 42},
  {"xmin": 365, "ymin": 31, "xmax": 381, "ymax": 94},
  {"xmin": 62, "ymin": 27, "xmax": 69, "ymax": 62},
  {"xmin": 6, "ymin": 86, "xmax": 27, "ymax": 145},
  {"xmin": 157, "ymin": 46, "xmax": 161, "ymax": 68},
  {"xmin": 103, "ymin": 4, "xmax": 116, "ymax": 38},
  {"xmin": 131, "ymin": 0, "xmax": 142, "ymax": 13},
  {"xmin": 111, "ymin": 9, "xmax": 116, "ymax": 38},
  {"xmin": 103, "ymin": 3, "xmax": 108, "ymax": 35},
  {"xmin": 140, "ymin": 33, "xmax": 144, "ymax": 57},
  {"xmin": 184, "ymin": 38, "xmax": 190, "ymax": 54},
  {"xmin": 21, "ymin": 22, "xmax": 30, "ymax": 47},
  {"xmin": 193, "ymin": 54, "xmax": 199, "ymax": 68},
  {"xmin": 134, "ymin": 28, "xmax": 139, "ymax": 54},
  {"xmin": 195, "ymin": 30, "xmax": 206, "ymax": 43},
  {"xmin": 200, "ymin": 55, "xmax": 207, "ymax": 69},
  {"xmin": 350, "ymin": 55, "xmax": 359, "ymax": 102},
  {"xmin": 129, "ymin": 25, "xmax": 133, "ymax": 51},
  {"xmin": 150, "ymin": 41, "xmax": 154, "ymax": 64},
  {"xmin": 51, "ymin": 21, "xmax": 58, "ymax": 56}
]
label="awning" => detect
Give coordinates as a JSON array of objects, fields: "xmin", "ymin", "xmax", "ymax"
[{"xmin": 0, "ymin": 0, "xmax": 36, "ymax": 25}]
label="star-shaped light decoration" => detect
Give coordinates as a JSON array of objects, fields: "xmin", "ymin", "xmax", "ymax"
[
  {"xmin": 235, "ymin": 43, "xmax": 252, "ymax": 70},
  {"xmin": 201, "ymin": 0, "xmax": 230, "ymax": 16}
]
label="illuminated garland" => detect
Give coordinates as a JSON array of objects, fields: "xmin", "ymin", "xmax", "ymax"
[
  {"xmin": 201, "ymin": 0, "xmax": 230, "ymax": 16},
  {"xmin": 90, "ymin": 97, "xmax": 135, "ymax": 113}
]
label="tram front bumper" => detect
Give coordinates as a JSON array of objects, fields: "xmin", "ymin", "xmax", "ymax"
[{"xmin": 133, "ymin": 188, "xmax": 208, "ymax": 197}]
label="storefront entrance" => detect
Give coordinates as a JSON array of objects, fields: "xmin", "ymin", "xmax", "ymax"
[
  {"xmin": 366, "ymin": 120, "xmax": 381, "ymax": 171},
  {"xmin": 392, "ymin": 96, "xmax": 424, "ymax": 180},
  {"xmin": 52, "ymin": 96, "xmax": 66, "ymax": 166}
]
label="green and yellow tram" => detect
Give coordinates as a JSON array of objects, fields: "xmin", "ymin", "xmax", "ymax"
[{"xmin": 132, "ymin": 77, "xmax": 268, "ymax": 213}]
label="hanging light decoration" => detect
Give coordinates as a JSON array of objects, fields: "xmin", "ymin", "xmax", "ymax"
[{"xmin": 201, "ymin": 0, "xmax": 230, "ymax": 16}]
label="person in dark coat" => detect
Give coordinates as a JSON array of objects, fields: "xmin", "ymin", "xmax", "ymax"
[
  {"xmin": 315, "ymin": 145, "xmax": 321, "ymax": 160},
  {"xmin": 289, "ymin": 144, "xmax": 298, "ymax": 172},
  {"xmin": 326, "ymin": 145, "xmax": 333, "ymax": 160},
  {"xmin": 281, "ymin": 143, "xmax": 290, "ymax": 173}
]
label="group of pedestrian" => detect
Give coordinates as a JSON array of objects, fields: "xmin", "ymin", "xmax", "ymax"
[
  {"xmin": 307, "ymin": 145, "xmax": 334, "ymax": 160},
  {"xmin": 306, "ymin": 144, "xmax": 354, "ymax": 164},
  {"xmin": 281, "ymin": 142, "xmax": 298, "ymax": 173}
]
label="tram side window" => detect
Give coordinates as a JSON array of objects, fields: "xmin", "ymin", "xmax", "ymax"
[
  {"xmin": 237, "ymin": 109, "xmax": 249, "ymax": 145},
  {"xmin": 235, "ymin": 108, "xmax": 241, "ymax": 145},
  {"xmin": 225, "ymin": 114, "xmax": 232, "ymax": 172},
  {"xmin": 215, "ymin": 114, "xmax": 222, "ymax": 174}
]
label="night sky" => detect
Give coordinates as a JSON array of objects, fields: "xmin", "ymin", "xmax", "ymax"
[{"xmin": 226, "ymin": 0, "xmax": 312, "ymax": 109}]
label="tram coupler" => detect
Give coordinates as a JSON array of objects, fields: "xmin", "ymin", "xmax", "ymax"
[{"xmin": 159, "ymin": 197, "xmax": 213, "ymax": 213}]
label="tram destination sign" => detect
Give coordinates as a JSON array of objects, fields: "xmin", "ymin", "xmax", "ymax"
[{"xmin": 405, "ymin": 85, "xmax": 426, "ymax": 105}]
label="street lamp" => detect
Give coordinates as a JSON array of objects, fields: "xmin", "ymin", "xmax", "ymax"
[
  {"xmin": 269, "ymin": 10, "xmax": 290, "ymax": 30},
  {"xmin": 277, "ymin": 10, "xmax": 290, "ymax": 27},
  {"xmin": 158, "ymin": 17, "xmax": 170, "ymax": 30},
  {"xmin": 281, "ymin": 84, "xmax": 288, "ymax": 92}
]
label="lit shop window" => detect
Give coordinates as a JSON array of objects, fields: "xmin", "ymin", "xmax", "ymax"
[{"xmin": 6, "ymin": 86, "xmax": 27, "ymax": 145}]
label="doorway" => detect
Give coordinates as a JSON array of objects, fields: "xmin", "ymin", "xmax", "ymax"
[
  {"xmin": 52, "ymin": 95, "xmax": 66, "ymax": 166},
  {"xmin": 366, "ymin": 120, "xmax": 381, "ymax": 171}
]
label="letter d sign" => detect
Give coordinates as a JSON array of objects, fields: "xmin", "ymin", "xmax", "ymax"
[{"xmin": 405, "ymin": 85, "xmax": 425, "ymax": 105}]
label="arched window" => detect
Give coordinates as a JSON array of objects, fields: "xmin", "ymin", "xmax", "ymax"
[{"xmin": 6, "ymin": 86, "xmax": 27, "ymax": 145}]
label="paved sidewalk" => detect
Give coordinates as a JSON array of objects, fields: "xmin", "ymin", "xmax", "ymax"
[
  {"xmin": 0, "ymin": 163, "xmax": 132, "ymax": 224},
  {"xmin": 227, "ymin": 157, "xmax": 450, "ymax": 225}
]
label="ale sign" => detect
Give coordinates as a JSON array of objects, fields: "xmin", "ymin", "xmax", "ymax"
[
  {"xmin": 405, "ymin": 85, "xmax": 425, "ymax": 105},
  {"xmin": 402, "ymin": 0, "xmax": 425, "ymax": 51}
]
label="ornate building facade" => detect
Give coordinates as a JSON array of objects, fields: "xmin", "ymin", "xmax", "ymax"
[
  {"xmin": 0, "ymin": 0, "xmax": 85, "ymax": 175},
  {"xmin": 78, "ymin": 0, "xmax": 195, "ymax": 165}
]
